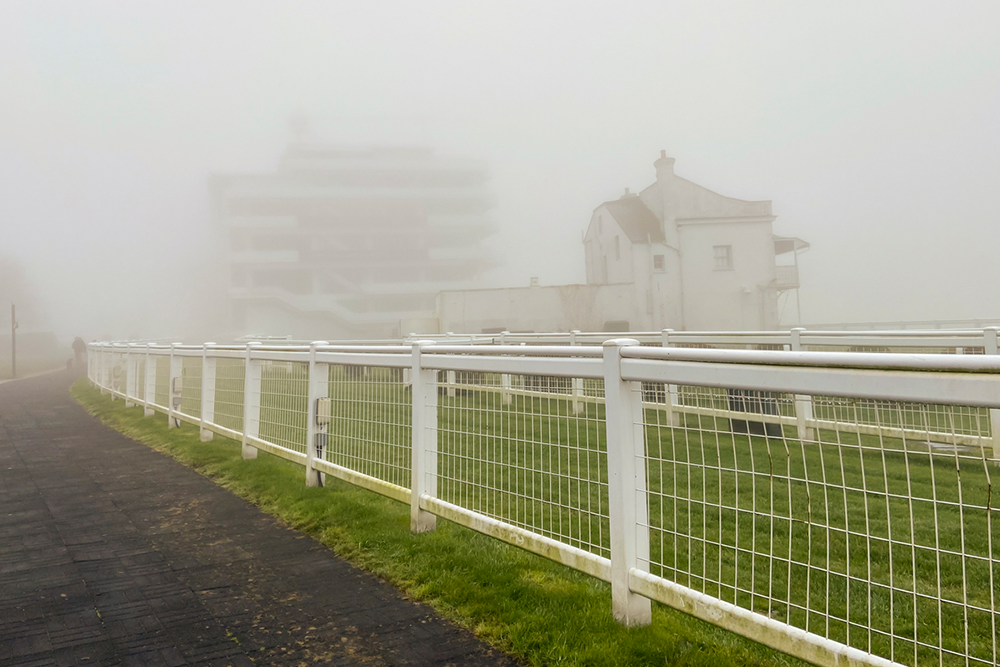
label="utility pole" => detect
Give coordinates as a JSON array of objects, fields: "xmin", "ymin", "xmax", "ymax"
[{"xmin": 10, "ymin": 304, "xmax": 16, "ymax": 379}]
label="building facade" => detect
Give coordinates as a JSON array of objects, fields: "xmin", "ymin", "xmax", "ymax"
[
  {"xmin": 436, "ymin": 153, "xmax": 807, "ymax": 333},
  {"xmin": 210, "ymin": 145, "xmax": 497, "ymax": 339}
]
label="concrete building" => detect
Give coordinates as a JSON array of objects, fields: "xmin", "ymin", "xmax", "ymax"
[
  {"xmin": 210, "ymin": 145, "xmax": 497, "ymax": 339},
  {"xmin": 436, "ymin": 152, "xmax": 808, "ymax": 333}
]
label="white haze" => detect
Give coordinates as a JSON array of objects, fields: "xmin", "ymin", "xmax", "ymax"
[{"xmin": 1, "ymin": 0, "xmax": 998, "ymax": 340}]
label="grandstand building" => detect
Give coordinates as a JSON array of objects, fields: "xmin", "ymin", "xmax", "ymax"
[{"xmin": 210, "ymin": 145, "xmax": 497, "ymax": 339}]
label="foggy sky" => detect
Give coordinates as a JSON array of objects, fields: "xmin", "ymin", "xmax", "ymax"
[{"xmin": 1, "ymin": 1, "xmax": 998, "ymax": 340}]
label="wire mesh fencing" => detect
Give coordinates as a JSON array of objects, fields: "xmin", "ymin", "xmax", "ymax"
[
  {"xmin": 212, "ymin": 357, "xmax": 245, "ymax": 433},
  {"xmin": 434, "ymin": 372, "xmax": 611, "ymax": 560},
  {"xmin": 111, "ymin": 351, "xmax": 126, "ymax": 395},
  {"xmin": 325, "ymin": 363, "xmax": 411, "ymax": 490},
  {"xmin": 134, "ymin": 356, "xmax": 145, "ymax": 402},
  {"xmin": 179, "ymin": 355, "xmax": 202, "ymax": 419},
  {"xmin": 640, "ymin": 383, "xmax": 999, "ymax": 666},
  {"xmin": 258, "ymin": 360, "xmax": 309, "ymax": 457},
  {"xmin": 153, "ymin": 355, "xmax": 170, "ymax": 409},
  {"xmin": 87, "ymin": 339, "xmax": 1000, "ymax": 667}
]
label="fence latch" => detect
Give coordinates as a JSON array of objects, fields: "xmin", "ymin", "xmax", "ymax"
[
  {"xmin": 171, "ymin": 376, "xmax": 183, "ymax": 409},
  {"xmin": 315, "ymin": 397, "xmax": 331, "ymax": 459}
]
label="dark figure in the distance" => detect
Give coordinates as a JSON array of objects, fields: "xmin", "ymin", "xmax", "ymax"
[{"xmin": 72, "ymin": 337, "xmax": 86, "ymax": 370}]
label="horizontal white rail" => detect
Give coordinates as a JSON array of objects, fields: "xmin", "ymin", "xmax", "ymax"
[{"xmin": 405, "ymin": 326, "xmax": 1000, "ymax": 353}]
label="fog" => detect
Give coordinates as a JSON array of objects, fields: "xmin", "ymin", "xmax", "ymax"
[{"xmin": 2, "ymin": 1, "xmax": 999, "ymax": 343}]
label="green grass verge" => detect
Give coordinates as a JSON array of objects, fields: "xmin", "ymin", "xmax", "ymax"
[{"xmin": 71, "ymin": 379, "xmax": 804, "ymax": 667}]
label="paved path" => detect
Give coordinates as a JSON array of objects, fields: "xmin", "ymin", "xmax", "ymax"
[{"xmin": 0, "ymin": 371, "xmax": 516, "ymax": 667}]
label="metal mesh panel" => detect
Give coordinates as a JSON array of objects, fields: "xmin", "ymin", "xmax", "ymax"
[
  {"xmin": 435, "ymin": 373, "xmax": 610, "ymax": 559},
  {"xmin": 154, "ymin": 356, "xmax": 170, "ymax": 408},
  {"xmin": 509, "ymin": 373, "xmax": 573, "ymax": 395},
  {"xmin": 641, "ymin": 384, "xmax": 1000, "ymax": 666},
  {"xmin": 258, "ymin": 361, "xmax": 308, "ymax": 455},
  {"xmin": 676, "ymin": 385, "xmax": 797, "ymax": 419},
  {"xmin": 813, "ymin": 397, "xmax": 991, "ymax": 442},
  {"xmin": 213, "ymin": 358, "xmax": 245, "ymax": 433},
  {"xmin": 179, "ymin": 356, "xmax": 202, "ymax": 419},
  {"xmin": 583, "ymin": 378, "xmax": 605, "ymax": 399},
  {"xmin": 112, "ymin": 352, "xmax": 126, "ymax": 395},
  {"xmin": 326, "ymin": 364, "xmax": 411, "ymax": 488},
  {"xmin": 134, "ymin": 358, "xmax": 145, "ymax": 402}
]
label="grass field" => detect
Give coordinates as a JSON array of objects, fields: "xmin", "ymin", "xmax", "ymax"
[{"xmin": 108, "ymin": 361, "xmax": 1000, "ymax": 666}]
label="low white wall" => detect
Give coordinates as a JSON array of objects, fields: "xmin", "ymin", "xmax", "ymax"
[{"xmin": 437, "ymin": 283, "xmax": 644, "ymax": 333}]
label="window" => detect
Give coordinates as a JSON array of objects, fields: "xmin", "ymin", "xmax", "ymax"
[
  {"xmin": 597, "ymin": 215, "xmax": 602, "ymax": 234},
  {"xmin": 614, "ymin": 236, "xmax": 621, "ymax": 260},
  {"xmin": 713, "ymin": 245, "xmax": 733, "ymax": 270},
  {"xmin": 653, "ymin": 254, "xmax": 665, "ymax": 271},
  {"xmin": 602, "ymin": 256, "xmax": 608, "ymax": 283}
]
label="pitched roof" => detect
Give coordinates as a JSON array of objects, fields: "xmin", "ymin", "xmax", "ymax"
[{"xmin": 600, "ymin": 197, "xmax": 665, "ymax": 244}]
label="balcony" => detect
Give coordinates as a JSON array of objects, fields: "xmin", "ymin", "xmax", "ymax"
[{"xmin": 775, "ymin": 264, "xmax": 800, "ymax": 290}]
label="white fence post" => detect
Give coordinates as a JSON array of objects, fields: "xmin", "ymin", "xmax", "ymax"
[
  {"xmin": 108, "ymin": 346, "xmax": 116, "ymax": 394},
  {"xmin": 107, "ymin": 346, "xmax": 115, "ymax": 394},
  {"xmin": 790, "ymin": 328, "xmax": 815, "ymax": 441},
  {"xmin": 96, "ymin": 345, "xmax": 103, "ymax": 391},
  {"xmin": 242, "ymin": 342, "xmax": 261, "ymax": 459},
  {"xmin": 124, "ymin": 345, "xmax": 136, "ymax": 407},
  {"xmin": 660, "ymin": 329, "xmax": 680, "ymax": 425},
  {"xmin": 305, "ymin": 341, "xmax": 330, "ymax": 487},
  {"xmin": 108, "ymin": 346, "xmax": 117, "ymax": 399},
  {"xmin": 167, "ymin": 343, "xmax": 182, "ymax": 428},
  {"xmin": 200, "ymin": 343, "xmax": 216, "ymax": 441},
  {"xmin": 984, "ymin": 327, "xmax": 1000, "ymax": 462},
  {"xmin": 403, "ymin": 333, "xmax": 414, "ymax": 386},
  {"xmin": 410, "ymin": 341, "xmax": 438, "ymax": 533},
  {"xmin": 602, "ymin": 338, "xmax": 652, "ymax": 626},
  {"xmin": 571, "ymin": 330, "xmax": 584, "ymax": 414},
  {"xmin": 143, "ymin": 344, "xmax": 156, "ymax": 417}
]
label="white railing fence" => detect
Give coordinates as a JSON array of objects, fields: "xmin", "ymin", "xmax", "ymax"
[
  {"xmin": 87, "ymin": 337, "xmax": 1000, "ymax": 667},
  {"xmin": 407, "ymin": 326, "xmax": 1000, "ymax": 355}
]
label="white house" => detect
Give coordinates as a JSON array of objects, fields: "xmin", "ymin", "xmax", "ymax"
[{"xmin": 435, "ymin": 152, "xmax": 808, "ymax": 333}]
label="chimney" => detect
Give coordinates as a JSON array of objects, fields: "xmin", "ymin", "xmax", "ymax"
[
  {"xmin": 654, "ymin": 149, "xmax": 675, "ymax": 182},
  {"xmin": 529, "ymin": 277, "xmax": 539, "ymax": 288},
  {"xmin": 655, "ymin": 150, "xmax": 679, "ymax": 249}
]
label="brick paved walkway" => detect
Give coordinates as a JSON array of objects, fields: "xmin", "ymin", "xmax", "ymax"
[{"xmin": 0, "ymin": 370, "xmax": 516, "ymax": 666}]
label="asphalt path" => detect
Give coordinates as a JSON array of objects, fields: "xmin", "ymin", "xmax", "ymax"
[{"xmin": 0, "ymin": 370, "xmax": 516, "ymax": 666}]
